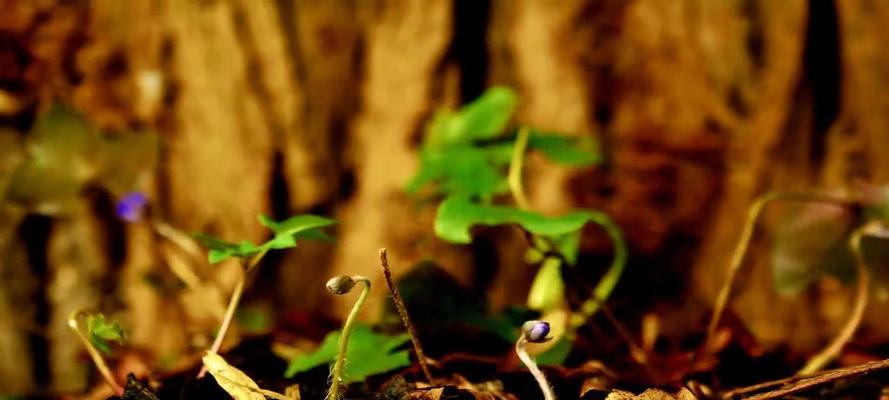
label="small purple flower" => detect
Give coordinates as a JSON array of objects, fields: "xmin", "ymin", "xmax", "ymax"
[
  {"xmin": 522, "ymin": 320, "xmax": 551, "ymax": 343},
  {"xmin": 115, "ymin": 192, "xmax": 148, "ymax": 222}
]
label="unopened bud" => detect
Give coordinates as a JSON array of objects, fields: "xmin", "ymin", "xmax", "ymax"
[{"xmin": 326, "ymin": 275, "xmax": 356, "ymax": 295}]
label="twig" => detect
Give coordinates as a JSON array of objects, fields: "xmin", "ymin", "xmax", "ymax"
[
  {"xmin": 197, "ymin": 249, "xmax": 269, "ymax": 378},
  {"xmin": 739, "ymin": 358, "xmax": 889, "ymax": 400},
  {"xmin": 704, "ymin": 191, "xmax": 851, "ymax": 352},
  {"xmin": 379, "ymin": 248, "xmax": 434, "ymax": 383},
  {"xmin": 797, "ymin": 221, "xmax": 875, "ymax": 375}
]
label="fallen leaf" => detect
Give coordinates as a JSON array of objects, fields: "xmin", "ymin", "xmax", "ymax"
[{"xmin": 202, "ymin": 352, "xmax": 264, "ymax": 400}]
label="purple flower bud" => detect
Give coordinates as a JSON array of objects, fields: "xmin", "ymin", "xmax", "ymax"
[
  {"xmin": 115, "ymin": 192, "xmax": 148, "ymax": 222},
  {"xmin": 522, "ymin": 320, "xmax": 550, "ymax": 343}
]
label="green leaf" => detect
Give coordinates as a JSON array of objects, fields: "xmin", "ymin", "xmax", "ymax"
[
  {"xmin": 528, "ymin": 131, "xmax": 601, "ymax": 167},
  {"xmin": 284, "ymin": 325, "xmax": 410, "ymax": 382},
  {"xmin": 527, "ymin": 257, "xmax": 565, "ymax": 311},
  {"xmin": 406, "ymin": 145, "xmax": 510, "ymax": 198},
  {"xmin": 195, "ymin": 234, "xmax": 263, "ymax": 265},
  {"xmin": 426, "ymin": 86, "xmax": 518, "ymax": 146},
  {"xmin": 258, "ymin": 214, "xmax": 336, "ymax": 237},
  {"xmin": 536, "ymin": 337, "xmax": 572, "ymax": 366},
  {"xmin": 435, "ymin": 196, "xmax": 596, "ymax": 244},
  {"xmin": 86, "ymin": 314, "xmax": 125, "ymax": 354},
  {"xmin": 771, "ymin": 203, "xmax": 855, "ymax": 296}
]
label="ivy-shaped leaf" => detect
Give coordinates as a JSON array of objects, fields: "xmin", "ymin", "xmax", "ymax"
[
  {"xmin": 284, "ymin": 325, "xmax": 410, "ymax": 383},
  {"xmin": 434, "ymin": 196, "xmax": 598, "ymax": 244},
  {"xmin": 426, "ymin": 86, "xmax": 518, "ymax": 146},
  {"xmin": 86, "ymin": 314, "xmax": 125, "ymax": 354}
]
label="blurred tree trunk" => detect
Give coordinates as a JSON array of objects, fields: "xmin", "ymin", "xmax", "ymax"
[{"xmin": 4, "ymin": 0, "xmax": 889, "ymax": 394}]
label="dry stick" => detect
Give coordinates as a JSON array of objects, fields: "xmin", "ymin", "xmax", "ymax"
[
  {"xmin": 797, "ymin": 221, "xmax": 874, "ymax": 375},
  {"xmin": 197, "ymin": 249, "xmax": 269, "ymax": 378},
  {"xmin": 704, "ymin": 191, "xmax": 851, "ymax": 353},
  {"xmin": 740, "ymin": 357, "xmax": 889, "ymax": 400},
  {"xmin": 379, "ymin": 248, "xmax": 434, "ymax": 383}
]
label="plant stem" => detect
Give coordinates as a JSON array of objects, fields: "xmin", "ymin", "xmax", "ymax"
[
  {"xmin": 797, "ymin": 221, "xmax": 875, "ymax": 375},
  {"xmin": 68, "ymin": 311, "xmax": 123, "ymax": 396},
  {"xmin": 379, "ymin": 248, "xmax": 434, "ymax": 383},
  {"xmin": 329, "ymin": 275, "xmax": 370, "ymax": 400},
  {"xmin": 508, "ymin": 126, "xmax": 531, "ymax": 210},
  {"xmin": 704, "ymin": 191, "xmax": 851, "ymax": 352},
  {"xmin": 198, "ymin": 249, "xmax": 269, "ymax": 379},
  {"xmin": 515, "ymin": 336, "xmax": 556, "ymax": 400},
  {"xmin": 568, "ymin": 213, "xmax": 627, "ymax": 330}
]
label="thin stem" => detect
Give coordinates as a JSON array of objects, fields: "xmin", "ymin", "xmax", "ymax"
[
  {"xmin": 198, "ymin": 249, "xmax": 269, "ymax": 379},
  {"xmin": 740, "ymin": 357, "xmax": 889, "ymax": 400},
  {"xmin": 704, "ymin": 191, "xmax": 851, "ymax": 352},
  {"xmin": 508, "ymin": 126, "xmax": 531, "ymax": 210},
  {"xmin": 568, "ymin": 213, "xmax": 628, "ymax": 331},
  {"xmin": 68, "ymin": 311, "xmax": 123, "ymax": 396},
  {"xmin": 329, "ymin": 276, "xmax": 371, "ymax": 400},
  {"xmin": 379, "ymin": 248, "xmax": 434, "ymax": 383},
  {"xmin": 516, "ymin": 336, "xmax": 556, "ymax": 400},
  {"xmin": 797, "ymin": 222, "xmax": 874, "ymax": 375}
]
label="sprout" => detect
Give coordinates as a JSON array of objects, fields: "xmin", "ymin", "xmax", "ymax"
[
  {"xmin": 68, "ymin": 311, "xmax": 124, "ymax": 396},
  {"xmin": 326, "ymin": 275, "xmax": 371, "ymax": 400},
  {"xmin": 115, "ymin": 192, "xmax": 148, "ymax": 222},
  {"xmin": 516, "ymin": 320, "xmax": 556, "ymax": 400}
]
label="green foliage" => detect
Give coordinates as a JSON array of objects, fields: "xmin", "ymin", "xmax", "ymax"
[
  {"xmin": 536, "ymin": 337, "xmax": 573, "ymax": 366},
  {"xmin": 86, "ymin": 314, "xmax": 125, "ymax": 354},
  {"xmin": 196, "ymin": 214, "xmax": 336, "ymax": 264},
  {"xmin": 4, "ymin": 104, "xmax": 158, "ymax": 214},
  {"xmin": 284, "ymin": 325, "xmax": 410, "ymax": 382},
  {"xmin": 434, "ymin": 196, "xmax": 600, "ymax": 245},
  {"xmin": 407, "ymin": 87, "xmax": 600, "ymax": 200},
  {"xmin": 527, "ymin": 257, "xmax": 565, "ymax": 311}
]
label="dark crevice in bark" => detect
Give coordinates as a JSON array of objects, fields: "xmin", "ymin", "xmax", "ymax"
[
  {"xmin": 19, "ymin": 215, "xmax": 52, "ymax": 387},
  {"xmin": 452, "ymin": 0, "xmax": 491, "ymax": 102},
  {"xmin": 803, "ymin": 0, "xmax": 842, "ymax": 167}
]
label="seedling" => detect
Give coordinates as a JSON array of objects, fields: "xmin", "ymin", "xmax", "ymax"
[
  {"xmin": 325, "ymin": 274, "xmax": 371, "ymax": 400},
  {"xmin": 379, "ymin": 248, "xmax": 434, "ymax": 383},
  {"xmin": 68, "ymin": 311, "xmax": 125, "ymax": 396},
  {"xmin": 515, "ymin": 320, "xmax": 556, "ymax": 400},
  {"xmin": 407, "ymin": 86, "xmax": 626, "ymax": 363},
  {"xmin": 195, "ymin": 214, "xmax": 336, "ymax": 378},
  {"xmin": 705, "ymin": 189, "xmax": 889, "ymax": 374}
]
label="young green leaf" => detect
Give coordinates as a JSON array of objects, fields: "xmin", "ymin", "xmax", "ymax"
[
  {"xmin": 527, "ymin": 258, "xmax": 565, "ymax": 311},
  {"xmin": 406, "ymin": 145, "xmax": 511, "ymax": 198},
  {"xmin": 434, "ymin": 196, "xmax": 597, "ymax": 244},
  {"xmin": 86, "ymin": 314, "xmax": 125, "ymax": 354},
  {"xmin": 528, "ymin": 131, "xmax": 601, "ymax": 167},
  {"xmin": 257, "ymin": 214, "xmax": 336, "ymax": 237},
  {"xmin": 426, "ymin": 86, "xmax": 518, "ymax": 146},
  {"xmin": 284, "ymin": 325, "xmax": 410, "ymax": 382}
]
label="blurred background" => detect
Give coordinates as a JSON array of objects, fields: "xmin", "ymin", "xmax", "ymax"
[{"xmin": 1, "ymin": 0, "xmax": 889, "ymax": 395}]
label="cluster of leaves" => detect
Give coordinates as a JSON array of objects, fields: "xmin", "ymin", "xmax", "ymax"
[
  {"xmin": 3, "ymin": 104, "xmax": 158, "ymax": 215},
  {"xmin": 285, "ymin": 325, "xmax": 410, "ymax": 382},
  {"xmin": 86, "ymin": 314, "xmax": 125, "ymax": 354},
  {"xmin": 407, "ymin": 86, "xmax": 623, "ymax": 315},
  {"xmin": 195, "ymin": 214, "xmax": 335, "ymax": 264}
]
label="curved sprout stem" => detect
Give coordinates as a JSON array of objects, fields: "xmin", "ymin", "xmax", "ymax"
[
  {"xmin": 68, "ymin": 311, "xmax": 123, "ymax": 396},
  {"xmin": 568, "ymin": 214, "xmax": 627, "ymax": 331},
  {"xmin": 704, "ymin": 191, "xmax": 851, "ymax": 352},
  {"xmin": 379, "ymin": 248, "xmax": 434, "ymax": 383},
  {"xmin": 328, "ymin": 275, "xmax": 371, "ymax": 400},
  {"xmin": 508, "ymin": 126, "xmax": 532, "ymax": 210},
  {"xmin": 198, "ymin": 248, "xmax": 269, "ymax": 379},
  {"xmin": 797, "ymin": 221, "xmax": 875, "ymax": 375},
  {"xmin": 515, "ymin": 335, "xmax": 556, "ymax": 400}
]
